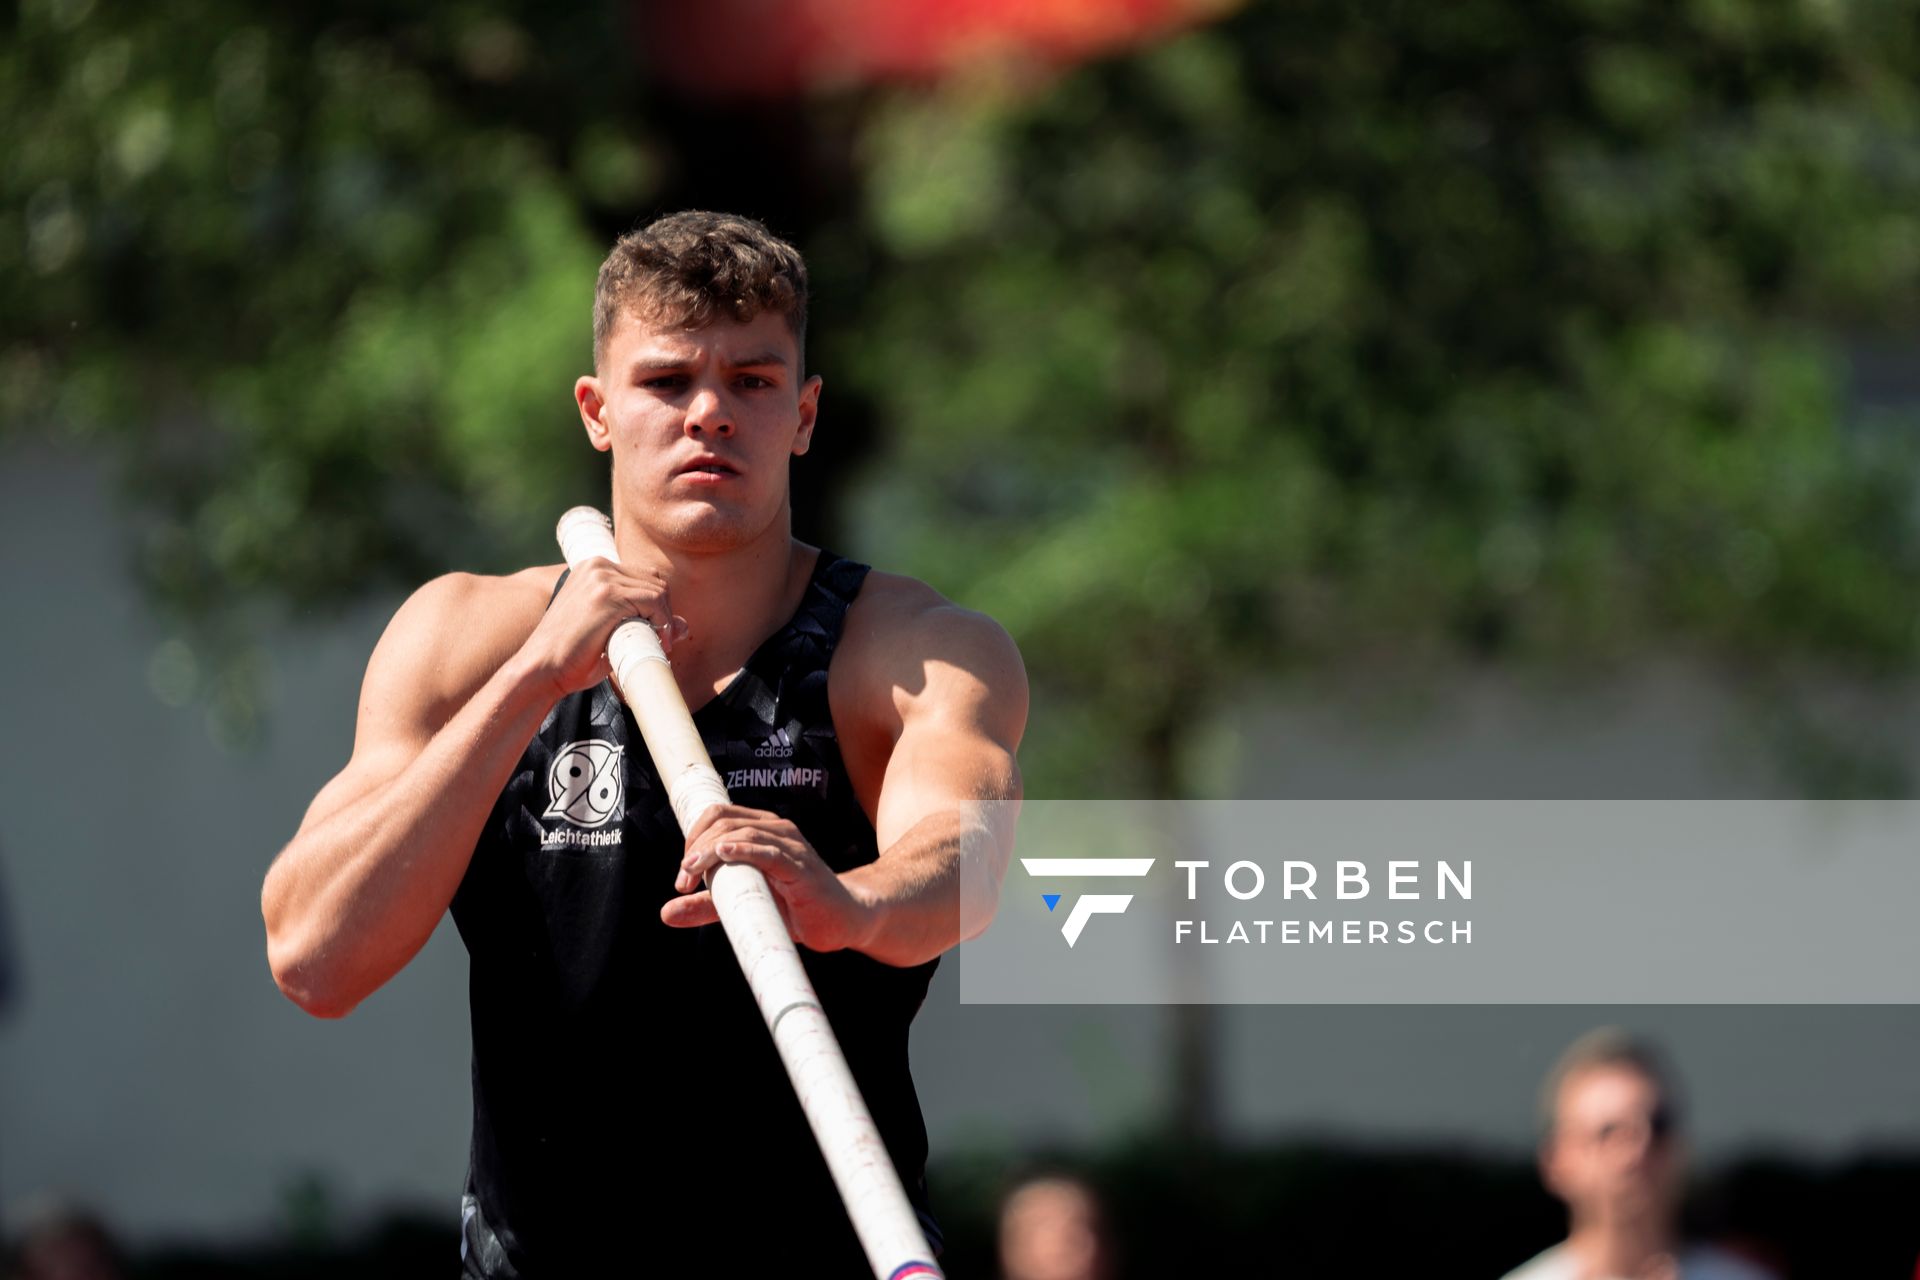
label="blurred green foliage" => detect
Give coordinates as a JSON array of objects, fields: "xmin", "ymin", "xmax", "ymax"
[
  {"xmin": 834, "ymin": 0, "xmax": 1920, "ymax": 793},
  {"xmin": 6, "ymin": 0, "xmax": 1920, "ymax": 783},
  {"xmin": 3, "ymin": 0, "xmax": 641, "ymax": 737}
]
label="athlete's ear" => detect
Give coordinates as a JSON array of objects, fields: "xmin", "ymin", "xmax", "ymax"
[
  {"xmin": 793, "ymin": 374, "xmax": 822, "ymax": 457},
  {"xmin": 577, "ymin": 375, "xmax": 613, "ymax": 453}
]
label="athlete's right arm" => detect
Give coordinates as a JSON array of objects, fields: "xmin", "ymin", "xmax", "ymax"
[{"xmin": 261, "ymin": 559, "xmax": 680, "ymax": 1018}]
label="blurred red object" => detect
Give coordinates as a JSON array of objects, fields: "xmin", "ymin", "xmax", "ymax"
[{"xmin": 638, "ymin": 0, "xmax": 1235, "ymax": 97}]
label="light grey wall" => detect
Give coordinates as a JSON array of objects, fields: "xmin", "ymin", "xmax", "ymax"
[
  {"xmin": 0, "ymin": 442, "xmax": 471, "ymax": 1244},
  {"xmin": 1, "ymin": 442, "xmax": 1915, "ymax": 1250},
  {"xmin": 1209, "ymin": 671, "xmax": 1920, "ymax": 1155}
]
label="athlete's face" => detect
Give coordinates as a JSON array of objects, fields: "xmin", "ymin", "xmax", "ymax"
[
  {"xmin": 576, "ymin": 308, "xmax": 819, "ymax": 554},
  {"xmin": 1541, "ymin": 1065, "xmax": 1684, "ymax": 1226}
]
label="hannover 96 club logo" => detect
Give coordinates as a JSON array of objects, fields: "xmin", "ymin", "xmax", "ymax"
[{"xmin": 544, "ymin": 739, "xmax": 625, "ymax": 829}]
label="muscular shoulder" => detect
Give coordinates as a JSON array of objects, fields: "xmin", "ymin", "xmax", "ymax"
[
  {"xmin": 833, "ymin": 569, "xmax": 1028, "ymax": 744},
  {"xmin": 366, "ymin": 563, "xmax": 564, "ymax": 729}
]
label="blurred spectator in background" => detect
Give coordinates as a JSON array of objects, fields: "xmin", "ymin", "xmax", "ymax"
[
  {"xmin": 999, "ymin": 1172, "xmax": 1116, "ymax": 1280},
  {"xmin": 1501, "ymin": 1029, "xmax": 1775, "ymax": 1280},
  {"xmin": 4, "ymin": 1203, "xmax": 126, "ymax": 1280}
]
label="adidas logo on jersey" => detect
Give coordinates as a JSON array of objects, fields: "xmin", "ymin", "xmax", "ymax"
[{"xmin": 752, "ymin": 728, "xmax": 795, "ymax": 759}]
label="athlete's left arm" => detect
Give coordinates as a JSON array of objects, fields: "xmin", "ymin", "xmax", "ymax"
[{"xmin": 839, "ymin": 601, "xmax": 1029, "ymax": 967}]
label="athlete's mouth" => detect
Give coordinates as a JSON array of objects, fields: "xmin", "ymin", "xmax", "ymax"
[{"xmin": 674, "ymin": 454, "xmax": 740, "ymax": 478}]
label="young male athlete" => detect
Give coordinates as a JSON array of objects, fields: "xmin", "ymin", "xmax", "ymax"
[{"xmin": 261, "ymin": 211, "xmax": 1028, "ymax": 1276}]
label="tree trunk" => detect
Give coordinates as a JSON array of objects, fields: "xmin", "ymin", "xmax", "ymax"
[{"xmin": 1143, "ymin": 709, "xmax": 1219, "ymax": 1147}]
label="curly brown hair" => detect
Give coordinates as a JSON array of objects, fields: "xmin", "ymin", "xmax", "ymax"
[{"xmin": 592, "ymin": 211, "xmax": 809, "ymax": 371}]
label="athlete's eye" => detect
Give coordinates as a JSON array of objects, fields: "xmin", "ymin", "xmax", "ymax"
[
  {"xmin": 737, "ymin": 375, "xmax": 773, "ymax": 390},
  {"xmin": 641, "ymin": 375, "xmax": 687, "ymax": 390}
]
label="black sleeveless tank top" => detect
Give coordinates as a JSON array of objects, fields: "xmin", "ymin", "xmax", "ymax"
[{"xmin": 450, "ymin": 551, "xmax": 942, "ymax": 1278}]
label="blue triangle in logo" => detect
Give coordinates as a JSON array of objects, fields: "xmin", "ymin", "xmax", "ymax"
[{"xmin": 1042, "ymin": 893, "xmax": 1061, "ymax": 912}]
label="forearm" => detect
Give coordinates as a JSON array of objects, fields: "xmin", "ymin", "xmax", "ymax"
[
  {"xmin": 841, "ymin": 807, "xmax": 1012, "ymax": 967},
  {"xmin": 262, "ymin": 655, "xmax": 556, "ymax": 1015}
]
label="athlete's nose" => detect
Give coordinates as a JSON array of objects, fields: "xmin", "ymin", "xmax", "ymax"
[{"xmin": 684, "ymin": 386, "xmax": 735, "ymax": 437}]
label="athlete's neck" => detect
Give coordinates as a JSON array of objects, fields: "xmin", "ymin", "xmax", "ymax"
[{"xmin": 611, "ymin": 511, "xmax": 814, "ymax": 696}]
